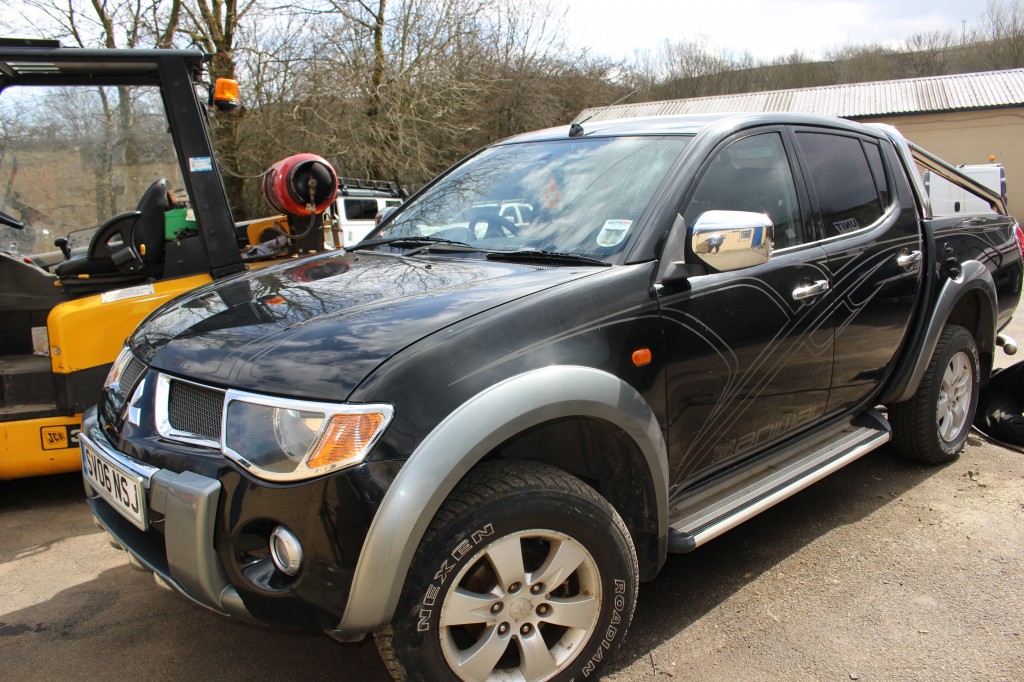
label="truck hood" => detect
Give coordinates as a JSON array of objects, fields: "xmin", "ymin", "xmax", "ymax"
[{"xmin": 131, "ymin": 252, "xmax": 597, "ymax": 401}]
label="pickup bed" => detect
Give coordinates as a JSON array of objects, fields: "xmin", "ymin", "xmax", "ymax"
[{"xmin": 82, "ymin": 113, "xmax": 1024, "ymax": 682}]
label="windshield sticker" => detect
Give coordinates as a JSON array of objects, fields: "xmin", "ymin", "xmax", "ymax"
[
  {"xmin": 189, "ymin": 156, "xmax": 214, "ymax": 172},
  {"xmin": 596, "ymin": 219, "xmax": 632, "ymax": 247}
]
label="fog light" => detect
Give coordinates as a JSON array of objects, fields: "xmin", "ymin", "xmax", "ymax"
[{"xmin": 269, "ymin": 525, "xmax": 303, "ymax": 576}]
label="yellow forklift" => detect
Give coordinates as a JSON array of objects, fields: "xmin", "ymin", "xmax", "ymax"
[{"xmin": 0, "ymin": 38, "xmax": 338, "ymax": 478}]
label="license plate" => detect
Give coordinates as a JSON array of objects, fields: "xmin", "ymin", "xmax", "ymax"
[{"xmin": 83, "ymin": 443, "xmax": 148, "ymax": 530}]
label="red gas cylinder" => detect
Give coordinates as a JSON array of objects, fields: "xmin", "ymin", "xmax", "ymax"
[{"xmin": 262, "ymin": 154, "xmax": 338, "ymax": 216}]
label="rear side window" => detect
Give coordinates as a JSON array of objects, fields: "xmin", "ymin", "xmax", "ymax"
[
  {"xmin": 344, "ymin": 199, "xmax": 380, "ymax": 220},
  {"xmin": 796, "ymin": 132, "xmax": 884, "ymax": 238}
]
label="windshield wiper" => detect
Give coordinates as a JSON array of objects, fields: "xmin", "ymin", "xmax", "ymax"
[
  {"xmin": 348, "ymin": 236, "xmax": 478, "ymax": 252},
  {"xmin": 486, "ymin": 250, "xmax": 610, "ymax": 266}
]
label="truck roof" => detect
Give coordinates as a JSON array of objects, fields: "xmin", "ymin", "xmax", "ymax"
[{"xmin": 501, "ymin": 112, "xmax": 893, "ymax": 145}]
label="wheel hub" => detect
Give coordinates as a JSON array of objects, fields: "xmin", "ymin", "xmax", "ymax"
[{"xmin": 509, "ymin": 597, "xmax": 533, "ymax": 621}]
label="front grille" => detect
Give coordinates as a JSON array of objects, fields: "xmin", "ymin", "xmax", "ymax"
[{"xmin": 167, "ymin": 379, "xmax": 225, "ymax": 440}]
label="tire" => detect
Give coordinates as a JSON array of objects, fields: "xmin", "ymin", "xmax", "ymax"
[
  {"xmin": 889, "ymin": 324, "xmax": 980, "ymax": 464},
  {"xmin": 375, "ymin": 460, "xmax": 638, "ymax": 682}
]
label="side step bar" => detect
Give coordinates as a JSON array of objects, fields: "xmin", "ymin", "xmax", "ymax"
[{"xmin": 667, "ymin": 409, "xmax": 890, "ymax": 553}]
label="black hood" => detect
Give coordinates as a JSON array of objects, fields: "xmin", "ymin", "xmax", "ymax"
[{"xmin": 131, "ymin": 252, "xmax": 597, "ymax": 401}]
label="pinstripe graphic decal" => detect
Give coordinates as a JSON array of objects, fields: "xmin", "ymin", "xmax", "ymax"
[
  {"xmin": 661, "ymin": 267, "xmax": 834, "ymax": 480},
  {"xmin": 445, "ymin": 219, "xmax": 1010, "ymax": 491}
]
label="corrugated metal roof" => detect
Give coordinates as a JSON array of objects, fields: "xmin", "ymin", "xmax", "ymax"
[{"xmin": 578, "ymin": 68, "xmax": 1024, "ymax": 122}]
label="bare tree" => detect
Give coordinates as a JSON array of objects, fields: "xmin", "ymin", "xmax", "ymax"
[
  {"xmin": 176, "ymin": 0, "xmax": 261, "ymax": 209},
  {"xmin": 902, "ymin": 29, "xmax": 959, "ymax": 76},
  {"xmin": 824, "ymin": 42, "xmax": 902, "ymax": 83},
  {"xmin": 977, "ymin": 0, "xmax": 1024, "ymax": 68},
  {"xmin": 22, "ymin": 0, "xmax": 181, "ymax": 48},
  {"xmin": 314, "ymin": 0, "xmax": 486, "ymax": 181}
]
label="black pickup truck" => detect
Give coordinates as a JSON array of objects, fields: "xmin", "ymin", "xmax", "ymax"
[{"xmin": 82, "ymin": 113, "xmax": 1023, "ymax": 681}]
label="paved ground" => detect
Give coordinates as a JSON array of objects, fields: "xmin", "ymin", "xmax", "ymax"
[{"xmin": 3, "ymin": 332, "xmax": 1023, "ymax": 681}]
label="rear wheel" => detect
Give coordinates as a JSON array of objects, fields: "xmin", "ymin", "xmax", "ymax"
[
  {"xmin": 376, "ymin": 460, "xmax": 638, "ymax": 682},
  {"xmin": 889, "ymin": 324, "xmax": 980, "ymax": 463}
]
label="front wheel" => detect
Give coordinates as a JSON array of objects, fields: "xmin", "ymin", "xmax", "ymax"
[
  {"xmin": 376, "ymin": 460, "xmax": 638, "ymax": 682},
  {"xmin": 889, "ymin": 324, "xmax": 980, "ymax": 463}
]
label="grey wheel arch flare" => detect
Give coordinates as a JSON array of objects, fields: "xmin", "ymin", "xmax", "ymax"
[{"xmin": 331, "ymin": 365, "xmax": 669, "ymax": 639}]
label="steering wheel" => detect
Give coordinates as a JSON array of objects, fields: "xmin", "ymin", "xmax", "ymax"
[
  {"xmin": 85, "ymin": 178, "xmax": 168, "ymax": 272},
  {"xmin": 464, "ymin": 210, "xmax": 519, "ymax": 239}
]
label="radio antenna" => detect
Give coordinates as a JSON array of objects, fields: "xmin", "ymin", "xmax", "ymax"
[{"xmin": 569, "ymin": 90, "xmax": 637, "ymax": 138}]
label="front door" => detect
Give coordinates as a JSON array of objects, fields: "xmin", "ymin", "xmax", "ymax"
[{"xmin": 658, "ymin": 130, "xmax": 834, "ymax": 487}]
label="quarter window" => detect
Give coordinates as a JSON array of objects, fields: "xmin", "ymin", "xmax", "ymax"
[
  {"xmin": 863, "ymin": 141, "xmax": 891, "ymax": 208},
  {"xmin": 796, "ymin": 132, "xmax": 884, "ymax": 238}
]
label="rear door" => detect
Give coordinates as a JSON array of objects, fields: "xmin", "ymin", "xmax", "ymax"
[
  {"xmin": 658, "ymin": 128, "xmax": 835, "ymax": 486},
  {"xmin": 791, "ymin": 129, "xmax": 924, "ymax": 416}
]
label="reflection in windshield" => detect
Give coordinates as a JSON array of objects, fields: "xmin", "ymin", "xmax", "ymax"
[{"xmin": 377, "ymin": 136, "xmax": 690, "ymax": 262}]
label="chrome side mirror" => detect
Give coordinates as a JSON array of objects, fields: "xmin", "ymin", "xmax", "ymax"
[{"xmin": 691, "ymin": 210, "xmax": 774, "ymax": 271}]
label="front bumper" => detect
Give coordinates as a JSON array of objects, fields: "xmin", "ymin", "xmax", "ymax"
[{"xmin": 81, "ymin": 412, "xmax": 256, "ymax": 622}]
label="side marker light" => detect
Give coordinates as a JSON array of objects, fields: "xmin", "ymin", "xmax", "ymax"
[{"xmin": 632, "ymin": 348, "xmax": 652, "ymax": 366}]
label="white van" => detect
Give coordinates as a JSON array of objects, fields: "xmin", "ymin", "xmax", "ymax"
[
  {"xmin": 327, "ymin": 178, "xmax": 406, "ymax": 248},
  {"xmin": 925, "ymin": 163, "xmax": 1006, "ymax": 216}
]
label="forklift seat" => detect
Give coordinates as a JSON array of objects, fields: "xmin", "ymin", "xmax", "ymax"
[{"xmin": 56, "ymin": 178, "xmax": 170, "ymax": 289}]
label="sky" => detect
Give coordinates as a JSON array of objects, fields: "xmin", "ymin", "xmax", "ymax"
[
  {"xmin": 0, "ymin": 0, "xmax": 993, "ymax": 63},
  {"xmin": 562, "ymin": 0, "xmax": 992, "ymax": 62}
]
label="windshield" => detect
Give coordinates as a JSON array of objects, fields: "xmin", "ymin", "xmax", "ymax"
[
  {"xmin": 0, "ymin": 84, "xmax": 184, "ymax": 259},
  {"xmin": 374, "ymin": 136, "xmax": 690, "ymax": 261}
]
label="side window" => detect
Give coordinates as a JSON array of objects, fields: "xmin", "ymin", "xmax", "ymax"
[
  {"xmin": 796, "ymin": 132, "xmax": 884, "ymax": 238},
  {"xmin": 683, "ymin": 132, "xmax": 803, "ymax": 249},
  {"xmin": 344, "ymin": 199, "xmax": 380, "ymax": 220}
]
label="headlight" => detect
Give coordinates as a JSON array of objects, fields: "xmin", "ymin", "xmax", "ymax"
[
  {"xmin": 105, "ymin": 346, "xmax": 134, "ymax": 389},
  {"xmin": 105, "ymin": 345, "xmax": 141, "ymax": 411},
  {"xmin": 222, "ymin": 389, "xmax": 393, "ymax": 482}
]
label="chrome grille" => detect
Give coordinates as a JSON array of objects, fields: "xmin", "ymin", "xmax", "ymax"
[{"xmin": 167, "ymin": 379, "xmax": 225, "ymax": 440}]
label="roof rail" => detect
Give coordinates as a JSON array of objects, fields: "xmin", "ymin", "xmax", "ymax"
[{"xmin": 337, "ymin": 177, "xmax": 405, "ymax": 198}]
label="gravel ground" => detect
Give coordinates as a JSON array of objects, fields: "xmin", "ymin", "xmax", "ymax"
[
  {"xmin": 2, "ymin": 331, "xmax": 1023, "ymax": 681},
  {"xmin": 606, "ymin": 438, "xmax": 1024, "ymax": 681}
]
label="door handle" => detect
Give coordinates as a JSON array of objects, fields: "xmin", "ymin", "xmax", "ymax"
[
  {"xmin": 897, "ymin": 250, "xmax": 923, "ymax": 268},
  {"xmin": 792, "ymin": 279, "xmax": 830, "ymax": 300}
]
